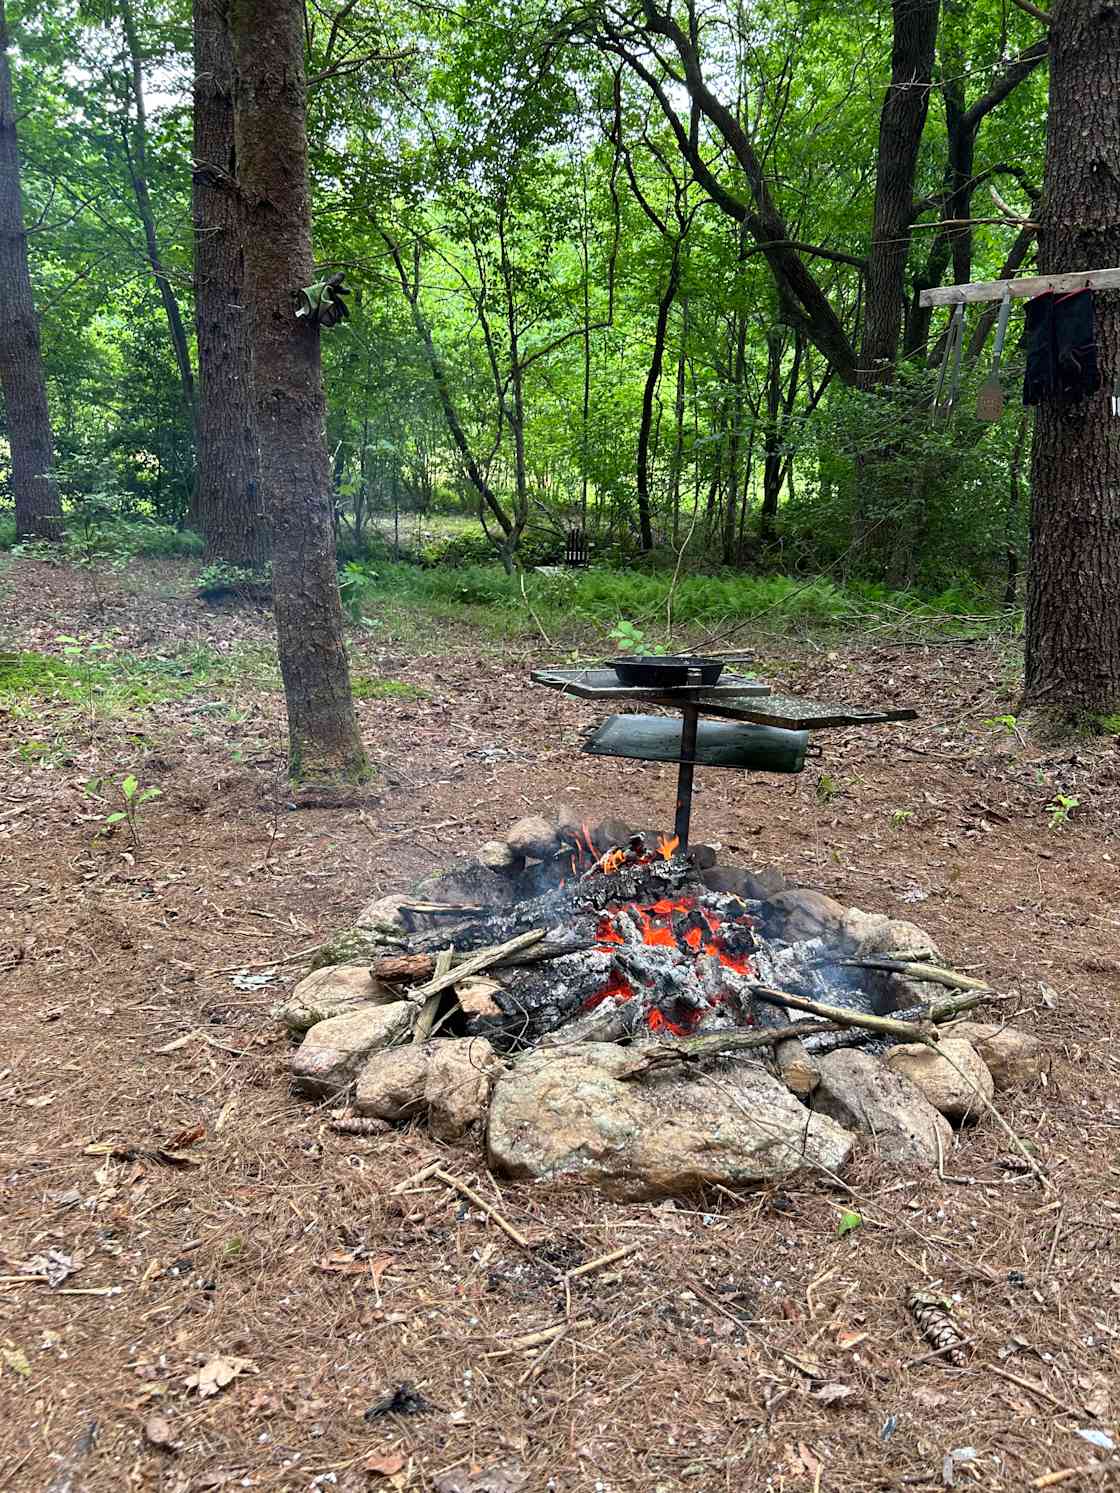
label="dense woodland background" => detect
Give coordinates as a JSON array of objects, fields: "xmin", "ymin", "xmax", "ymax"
[{"xmin": 1, "ymin": 0, "xmax": 1051, "ymax": 594}]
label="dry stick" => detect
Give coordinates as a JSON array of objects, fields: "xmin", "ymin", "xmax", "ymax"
[
  {"xmin": 817, "ymin": 957, "xmax": 992, "ymax": 993},
  {"xmin": 517, "ymin": 1321, "xmax": 575, "ymax": 1385},
  {"xmin": 1033, "ymin": 1463, "xmax": 1120, "ymax": 1490},
  {"xmin": 617, "ymin": 1021, "xmax": 840, "ymax": 1080},
  {"xmin": 484, "ymin": 1322, "xmax": 581, "ymax": 1357},
  {"xmin": 902, "ymin": 1338, "xmax": 976, "ymax": 1370},
  {"xmin": 988, "ymin": 1363, "xmax": 1083, "ymax": 1419},
  {"xmin": 405, "ymin": 929, "xmax": 545, "ymax": 1005},
  {"xmin": 431, "ymin": 1167, "xmax": 531, "ymax": 1250},
  {"xmin": 413, "ymin": 948, "xmax": 454, "ymax": 1043},
  {"xmin": 749, "ymin": 983, "xmax": 984, "ymax": 1039},
  {"xmin": 565, "ymin": 1244, "xmax": 640, "ymax": 1280},
  {"xmin": 370, "ymin": 936, "xmax": 593, "ymax": 983}
]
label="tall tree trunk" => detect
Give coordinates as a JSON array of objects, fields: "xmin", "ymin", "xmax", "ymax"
[
  {"xmin": 230, "ymin": 0, "xmax": 366, "ymax": 781},
  {"xmin": 120, "ymin": 0, "xmax": 196, "ymax": 422},
  {"xmin": 636, "ymin": 248, "xmax": 679, "ymax": 553},
  {"xmin": 0, "ymin": 0, "xmax": 61, "ymax": 540},
  {"xmin": 192, "ymin": 0, "xmax": 265, "ymax": 567},
  {"xmin": 860, "ymin": 0, "xmax": 941, "ymax": 385},
  {"xmin": 1024, "ymin": 0, "xmax": 1120, "ymax": 719},
  {"xmin": 722, "ymin": 312, "xmax": 747, "ymax": 565}
]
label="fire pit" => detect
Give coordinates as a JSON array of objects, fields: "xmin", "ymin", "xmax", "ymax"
[{"xmin": 278, "ymin": 670, "xmax": 1044, "ymax": 1200}]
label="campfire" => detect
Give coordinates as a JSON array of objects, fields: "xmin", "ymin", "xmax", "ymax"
[{"xmin": 279, "ymin": 807, "xmax": 1045, "ymax": 1200}]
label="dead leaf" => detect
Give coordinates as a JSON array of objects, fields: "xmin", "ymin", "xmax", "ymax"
[
  {"xmin": 366, "ymin": 1453, "xmax": 407, "ymax": 1477},
  {"xmin": 835, "ymin": 1328, "xmax": 868, "ymax": 1350},
  {"xmin": 1, "ymin": 1344, "xmax": 31, "ymax": 1377},
  {"xmin": 455, "ymin": 976, "xmax": 503, "ymax": 1016},
  {"xmin": 144, "ymin": 1414, "xmax": 177, "ymax": 1450},
  {"xmin": 184, "ymin": 1355, "xmax": 259, "ymax": 1398},
  {"xmin": 813, "ymin": 1382, "xmax": 860, "ymax": 1406},
  {"xmin": 166, "ymin": 1122, "xmax": 206, "ymax": 1150}
]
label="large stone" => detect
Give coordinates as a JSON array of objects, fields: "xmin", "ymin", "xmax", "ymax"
[
  {"xmin": 812, "ymin": 1048, "xmax": 952, "ymax": 1166},
  {"xmin": 486, "ymin": 1043, "xmax": 854, "ymax": 1200},
  {"xmin": 883, "ymin": 1039, "xmax": 994, "ymax": 1123},
  {"xmin": 942, "ymin": 1020, "xmax": 1044, "ymax": 1090},
  {"xmin": 412, "ymin": 861, "xmax": 515, "ymax": 912},
  {"xmin": 476, "ymin": 840, "xmax": 522, "ymax": 875},
  {"xmin": 289, "ymin": 1002, "xmax": 415, "ymax": 1098},
  {"xmin": 761, "ymin": 889, "xmax": 847, "ymax": 944},
  {"xmin": 273, "ymin": 965, "xmax": 393, "ymax": 1033},
  {"xmin": 839, "ymin": 909, "xmax": 943, "ymax": 1012},
  {"xmin": 355, "ymin": 1043, "xmax": 434, "ymax": 1120},
  {"xmin": 426, "ymin": 1037, "xmax": 499, "ymax": 1141},
  {"xmin": 309, "ymin": 926, "xmax": 404, "ymax": 971},
  {"xmin": 701, "ymin": 866, "xmax": 783, "ymax": 902},
  {"xmin": 355, "ymin": 893, "xmax": 414, "ymax": 931},
  {"xmin": 506, "ymin": 815, "xmax": 561, "ymax": 862}
]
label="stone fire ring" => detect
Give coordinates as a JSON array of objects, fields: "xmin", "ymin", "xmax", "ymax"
[{"xmin": 276, "ymin": 809, "xmax": 1045, "ymax": 1202}]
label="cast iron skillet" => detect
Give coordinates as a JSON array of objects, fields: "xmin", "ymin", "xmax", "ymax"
[{"xmin": 611, "ymin": 655, "xmax": 725, "ymax": 688}]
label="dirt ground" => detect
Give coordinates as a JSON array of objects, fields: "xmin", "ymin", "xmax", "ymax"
[{"xmin": 2, "ymin": 557, "xmax": 1119, "ymax": 1493}]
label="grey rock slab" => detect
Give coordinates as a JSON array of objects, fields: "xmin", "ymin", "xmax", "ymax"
[
  {"xmin": 290, "ymin": 1001, "xmax": 415, "ymax": 1098},
  {"xmin": 486, "ymin": 1041, "xmax": 854, "ymax": 1201},
  {"xmin": 812, "ymin": 1048, "xmax": 952, "ymax": 1166},
  {"xmin": 273, "ymin": 964, "xmax": 393, "ymax": 1033},
  {"xmin": 883, "ymin": 1038, "xmax": 994, "ymax": 1123}
]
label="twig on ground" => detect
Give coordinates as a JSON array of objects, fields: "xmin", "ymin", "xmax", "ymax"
[
  {"xmin": 987, "ymin": 1362, "xmax": 1083, "ymax": 1418},
  {"xmin": 1033, "ymin": 1463, "xmax": 1120, "ymax": 1489},
  {"xmin": 431, "ymin": 1167, "xmax": 531, "ymax": 1250},
  {"xmin": 565, "ymin": 1244, "xmax": 639, "ymax": 1279}
]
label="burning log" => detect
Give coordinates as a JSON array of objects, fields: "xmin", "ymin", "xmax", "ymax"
[{"xmin": 369, "ymin": 935, "xmax": 594, "ymax": 985}]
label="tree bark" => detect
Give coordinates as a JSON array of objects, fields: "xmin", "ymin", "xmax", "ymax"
[
  {"xmin": 230, "ymin": 0, "xmax": 366, "ymax": 781},
  {"xmin": 192, "ymin": 0, "xmax": 265, "ymax": 568},
  {"xmin": 0, "ymin": 0, "xmax": 61, "ymax": 540},
  {"xmin": 859, "ymin": 0, "xmax": 941, "ymax": 386},
  {"xmin": 635, "ymin": 244, "xmax": 679, "ymax": 552},
  {"xmin": 1024, "ymin": 0, "xmax": 1120, "ymax": 719}
]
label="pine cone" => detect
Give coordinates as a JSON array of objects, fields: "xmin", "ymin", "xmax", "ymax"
[
  {"xmin": 907, "ymin": 1287, "xmax": 968, "ymax": 1365},
  {"xmin": 329, "ymin": 1115, "xmax": 391, "ymax": 1136}
]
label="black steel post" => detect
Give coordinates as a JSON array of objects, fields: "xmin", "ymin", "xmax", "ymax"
[{"xmin": 673, "ymin": 705, "xmax": 700, "ymax": 848}]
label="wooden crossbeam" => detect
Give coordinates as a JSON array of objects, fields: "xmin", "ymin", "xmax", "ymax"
[{"xmin": 919, "ymin": 266, "xmax": 1120, "ymax": 308}]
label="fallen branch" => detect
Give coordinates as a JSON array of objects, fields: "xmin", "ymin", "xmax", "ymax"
[
  {"xmin": 413, "ymin": 948, "xmax": 454, "ymax": 1042},
  {"xmin": 751, "ymin": 983, "xmax": 984, "ymax": 1036},
  {"xmin": 617, "ymin": 1020, "xmax": 841, "ymax": 1079},
  {"xmin": 565, "ymin": 1243, "xmax": 639, "ymax": 1279},
  {"xmin": 814, "ymin": 956, "xmax": 992, "ymax": 993},
  {"xmin": 370, "ymin": 935, "xmax": 591, "ymax": 984},
  {"xmin": 431, "ymin": 1167, "xmax": 531, "ymax": 1250},
  {"xmin": 401, "ymin": 929, "xmax": 545, "ymax": 1006}
]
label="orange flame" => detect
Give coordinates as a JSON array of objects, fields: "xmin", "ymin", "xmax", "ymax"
[{"xmin": 656, "ymin": 833, "xmax": 680, "ymax": 860}]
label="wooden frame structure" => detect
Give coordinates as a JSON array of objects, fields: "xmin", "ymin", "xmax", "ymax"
[{"xmin": 919, "ymin": 266, "xmax": 1120, "ymax": 308}]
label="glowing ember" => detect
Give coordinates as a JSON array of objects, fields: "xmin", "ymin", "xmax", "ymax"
[{"xmin": 585, "ymin": 888, "xmax": 756, "ymax": 1035}]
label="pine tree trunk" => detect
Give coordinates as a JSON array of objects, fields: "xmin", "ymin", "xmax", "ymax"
[
  {"xmin": 1024, "ymin": 0, "xmax": 1120, "ymax": 718},
  {"xmin": 192, "ymin": 0, "xmax": 265, "ymax": 568},
  {"xmin": 636, "ymin": 246, "xmax": 679, "ymax": 553},
  {"xmin": 229, "ymin": 0, "xmax": 366, "ymax": 782},
  {"xmin": 0, "ymin": 0, "xmax": 61, "ymax": 541}
]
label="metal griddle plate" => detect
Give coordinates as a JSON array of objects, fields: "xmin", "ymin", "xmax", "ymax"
[
  {"xmin": 583, "ymin": 714, "xmax": 810, "ymax": 772},
  {"xmin": 530, "ymin": 667, "xmax": 771, "ymax": 701}
]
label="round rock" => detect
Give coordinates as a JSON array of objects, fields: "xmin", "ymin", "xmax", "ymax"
[
  {"xmin": 883, "ymin": 1038, "xmax": 994, "ymax": 1124},
  {"xmin": 506, "ymin": 815, "xmax": 561, "ymax": 861}
]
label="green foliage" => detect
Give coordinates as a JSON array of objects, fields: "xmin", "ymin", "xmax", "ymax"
[
  {"xmin": 836, "ymin": 1209, "xmax": 863, "ymax": 1238},
  {"xmin": 349, "ymin": 674, "xmax": 427, "ymax": 701},
  {"xmin": 1046, "ymin": 793, "xmax": 1080, "ymax": 831},
  {"xmin": 99, "ymin": 772, "xmax": 162, "ymax": 849}
]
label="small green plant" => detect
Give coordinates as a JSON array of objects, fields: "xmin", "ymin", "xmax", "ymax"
[
  {"xmin": 101, "ymin": 773, "xmax": 162, "ymax": 848},
  {"xmin": 608, "ymin": 619, "xmax": 666, "ymax": 655},
  {"xmin": 196, "ymin": 560, "xmax": 270, "ymax": 597},
  {"xmin": 1045, "ymin": 792, "xmax": 1080, "ymax": 831},
  {"xmin": 889, "ymin": 808, "xmax": 914, "ymax": 828},
  {"xmin": 815, "ymin": 772, "xmax": 840, "ymax": 804},
  {"xmin": 836, "ymin": 1208, "xmax": 863, "ymax": 1238},
  {"xmin": 982, "ymin": 714, "xmax": 1018, "ymax": 735}
]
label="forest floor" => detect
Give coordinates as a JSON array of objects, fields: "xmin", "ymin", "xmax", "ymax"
[{"xmin": 2, "ymin": 555, "xmax": 1119, "ymax": 1493}]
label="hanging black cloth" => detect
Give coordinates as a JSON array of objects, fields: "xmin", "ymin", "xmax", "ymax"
[{"xmin": 1023, "ymin": 288, "xmax": 1101, "ymax": 405}]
